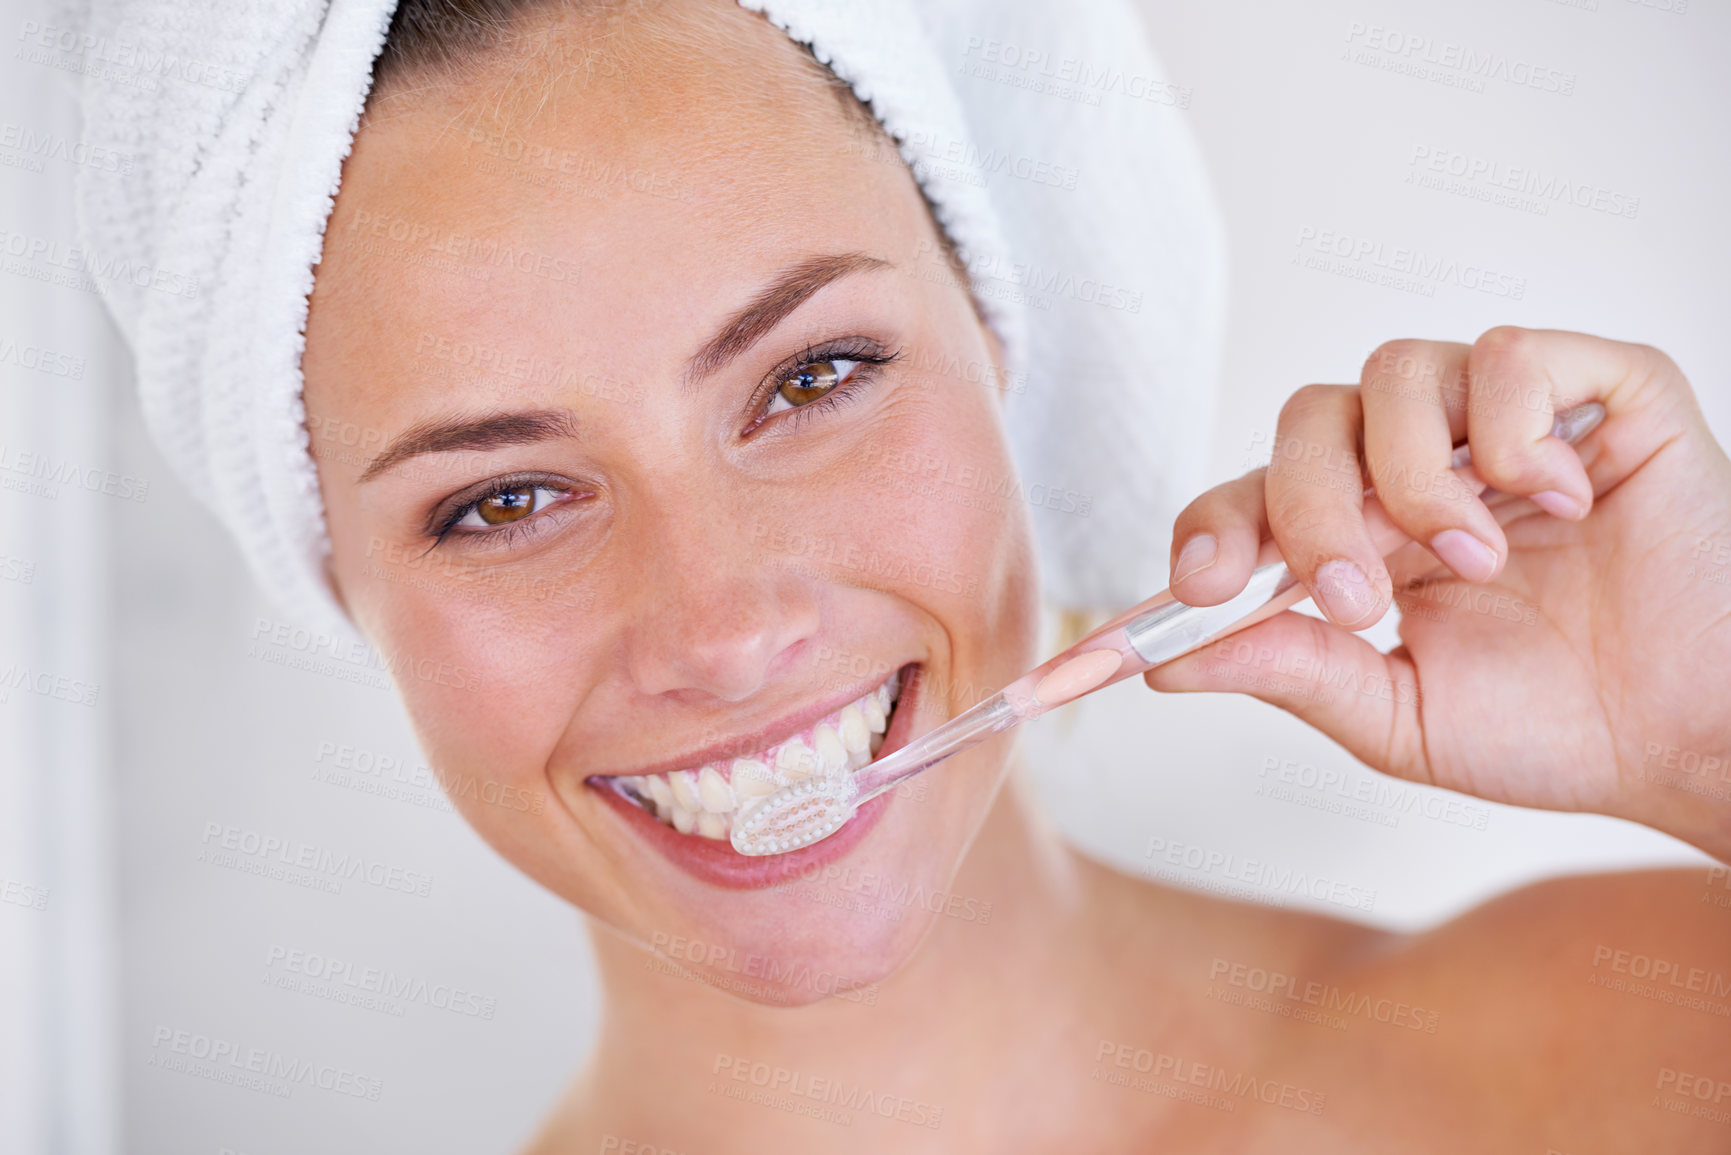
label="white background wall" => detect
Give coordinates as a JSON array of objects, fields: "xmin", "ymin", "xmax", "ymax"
[{"xmin": 1, "ymin": 0, "xmax": 1725, "ymax": 1152}]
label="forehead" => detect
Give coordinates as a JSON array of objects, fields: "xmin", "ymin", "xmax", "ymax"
[
  {"xmin": 308, "ymin": 0, "xmax": 920, "ymax": 409},
  {"xmin": 356, "ymin": 0, "xmax": 884, "ymax": 216}
]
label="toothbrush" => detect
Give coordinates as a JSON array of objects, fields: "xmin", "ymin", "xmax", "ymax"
[{"xmin": 730, "ymin": 402, "xmax": 1607, "ymax": 856}]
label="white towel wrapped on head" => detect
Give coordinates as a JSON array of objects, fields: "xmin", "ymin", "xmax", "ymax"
[{"xmin": 70, "ymin": 0, "xmax": 1225, "ymax": 635}]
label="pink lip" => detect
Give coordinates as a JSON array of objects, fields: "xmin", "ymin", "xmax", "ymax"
[{"xmin": 587, "ymin": 662, "xmax": 921, "ymax": 890}]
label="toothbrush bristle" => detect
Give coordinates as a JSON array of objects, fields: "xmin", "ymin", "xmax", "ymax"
[{"xmin": 731, "ymin": 776, "xmax": 859, "ymax": 856}]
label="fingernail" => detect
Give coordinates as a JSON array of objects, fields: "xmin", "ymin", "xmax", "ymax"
[
  {"xmin": 1429, "ymin": 529, "xmax": 1499, "ymax": 582},
  {"xmin": 1529, "ymin": 489, "xmax": 1585, "ymax": 520},
  {"xmin": 1173, "ymin": 534, "xmax": 1218, "ymax": 583},
  {"xmin": 1314, "ymin": 559, "xmax": 1378, "ymax": 627}
]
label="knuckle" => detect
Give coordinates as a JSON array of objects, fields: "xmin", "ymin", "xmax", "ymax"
[
  {"xmin": 1363, "ymin": 338, "xmax": 1432, "ymax": 384},
  {"xmin": 1357, "ymin": 339, "xmax": 1440, "ymax": 393},
  {"xmin": 1275, "ymin": 388, "xmax": 1358, "ymax": 463},
  {"xmin": 1369, "ymin": 457, "xmax": 1476, "ymax": 517},
  {"xmin": 1278, "ymin": 383, "xmax": 1349, "ymax": 426},
  {"xmin": 1265, "ymin": 490, "xmax": 1335, "ymax": 539},
  {"xmin": 1471, "ymin": 325, "xmax": 1538, "ymax": 375},
  {"xmin": 1468, "ymin": 328, "xmax": 1549, "ymax": 417},
  {"xmin": 1171, "ymin": 498, "xmax": 1216, "ymax": 536},
  {"xmin": 1631, "ymin": 340, "xmax": 1682, "ymax": 385}
]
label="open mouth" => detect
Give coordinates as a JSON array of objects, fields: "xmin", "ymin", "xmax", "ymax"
[{"xmin": 590, "ymin": 666, "xmax": 907, "ymax": 843}]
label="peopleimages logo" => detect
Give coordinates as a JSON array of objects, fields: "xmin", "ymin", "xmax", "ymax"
[
  {"xmin": 16, "ymin": 19, "xmax": 251, "ymax": 94},
  {"xmin": 0, "ymin": 441, "xmax": 149, "ymax": 502},
  {"xmin": 1406, "ymin": 145, "xmax": 1640, "ymax": 220},
  {"xmin": 1292, "ymin": 226, "xmax": 1526, "ymax": 300},
  {"xmin": 0, "ymin": 660, "xmax": 99, "ymax": 707},
  {"xmin": 198, "ymin": 821, "xmax": 435, "ymax": 899},
  {"xmin": 1341, "ymin": 22, "xmax": 1577, "ymax": 96},
  {"xmin": 147, "ymin": 1026, "xmax": 383, "ymax": 1101},
  {"xmin": 957, "ymin": 36, "xmax": 1193, "ymax": 109},
  {"xmin": 1207, "ymin": 958, "xmax": 1441, "ymax": 1033},
  {"xmin": 248, "ymin": 617, "xmax": 481, "ymax": 692},
  {"xmin": 649, "ymin": 931, "xmax": 880, "ymax": 1006},
  {"xmin": 345, "ymin": 208, "xmax": 577, "ymax": 285},
  {"xmin": 0, "ymin": 226, "xmax": 199, "ymax": 298},
  {"xmin": 1092, "ymin": 1041, "xmax": 1327, "ymax": 1115},
  {"xmin": 0, "ymin": 877, "xmax": 49, "ymax": 911},
  {"xmin": 1144, "ymin": 836, "xmax": 1378, "ymax": 913},
  {"xmin": 0, "ymin": 335, "xmax": 87, "ymax": 378},
  {"xmin": 263, "ymin": 944, "xmax": 498, "ymax": 1020},
  {"xmin": 0, "ymin": 121, "xmax": 133, "ymax": 173},
  {"xmin": 710, "ymin": 1054, "xmax": 945, "ymax": 1129}
]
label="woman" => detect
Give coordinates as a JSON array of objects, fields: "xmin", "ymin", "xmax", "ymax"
[{"xmin": 92, "ymin": 0, "xmax": 1731, "ymax": 1148}]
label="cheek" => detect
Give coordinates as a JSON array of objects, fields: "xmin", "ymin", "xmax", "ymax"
[
  {"xmin": 318, "ymin": 471, "xmax": 601, "ymax": 780},
  {"xmin": 868, "ymin": 423, "xmax": 1011, "ymax": 616},
  {"xmin": 774, "ymin": 375, "xmax": 1038, "ymax": 681},
  {"xmin": 333, "ymin": 549, "xmax": 596, "ymax": 812}
]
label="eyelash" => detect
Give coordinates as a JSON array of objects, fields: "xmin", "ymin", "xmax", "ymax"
[
  {"xmin": 429, "ymin": 472, "xmax": 579, "ymax": 549},
  {"xmin": 743, "ymin": 338, "xmax": 902, "ymax": 437},
  {"xmin": 427, "ymin": 338, "xmax": 901, "ymax": 548}
]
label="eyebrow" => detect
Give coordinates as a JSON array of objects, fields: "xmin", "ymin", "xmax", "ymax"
[
  {"xmin": 681, "ymin": 252, "xmax": 891, "ymax": 389},
  {"xmin": 358, "ymin": 408, "xmax": 581, "ymax": 483},
  {"xmin": 357, "ymin": 253, "xmax": 888, "ymax": 482}
]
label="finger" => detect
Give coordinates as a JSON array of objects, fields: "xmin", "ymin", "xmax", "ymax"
[
  {"xmin": 1143, "ymin": 610, "xmax": 1430, "ymax": 785},
  {"xmin": 1262, "ymin": 384, "xmax": 1392, "ymax": 630},
  {"xmin": 1464, "ymin": 326, "xmax": 1701, "ymax": 510},
  {"xmin": 1455, "ymin": 326, "xmax": 1601, "ymax": 523},
  {"xmin": 1168, "ymin": 470, "xmax": 1269, "ymax": 607},
  {"xmin": 1383, "ymin": 483, "xmax": 1588, "ymax": 610},
  {"xmin": 1360, "ymin": 340, "xmax": 1509, "ymax": 584}
]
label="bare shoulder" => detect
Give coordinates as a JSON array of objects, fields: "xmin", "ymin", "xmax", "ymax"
[
  {"xmin": 1100, "ymin": 858, "xmax": 1731, "ymax": 1150},
  {"xmin": 1398, "ymin": 865, "xmax": 1731, "ymax": 1045},
  {"xmin": 1305, "ymin": 865, "xmax": 1731, "ymax": 1149}
]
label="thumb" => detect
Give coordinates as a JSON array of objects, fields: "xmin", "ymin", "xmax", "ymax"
[{"xmin": 1142, "ymin": 610, "xmax": 1431, "ymax": 784}]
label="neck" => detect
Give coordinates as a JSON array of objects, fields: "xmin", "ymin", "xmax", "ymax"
[{"xmin": 567, "ymin": 764, "xmax": 1125, "ymax": 1149}]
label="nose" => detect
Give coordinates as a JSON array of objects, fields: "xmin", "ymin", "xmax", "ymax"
[{"xmin": 621, "ymin": 490, "xmax": 820, "ymax": 703}]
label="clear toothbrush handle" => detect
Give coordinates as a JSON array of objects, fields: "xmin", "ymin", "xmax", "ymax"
[{"xmin": 849, "ymin": 690, "xmax": 1019, "ymax": 806}]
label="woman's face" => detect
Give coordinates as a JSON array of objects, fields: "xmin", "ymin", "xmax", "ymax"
[{"xmin": 303, "ymin": 0, "xmax": 1039, "ymax": 1005}]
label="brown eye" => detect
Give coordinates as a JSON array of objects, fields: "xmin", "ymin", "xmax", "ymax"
[
  {"xmin": 777, "ymin": 360, "xmax": 842, "ymax": 406},
  {"xmin": 476, "ymin": 486, "xmax": 537, "ymax": 525},
  {"xmin": 445, "ymin": 481, "xmax": 576, "ymax": 540}
]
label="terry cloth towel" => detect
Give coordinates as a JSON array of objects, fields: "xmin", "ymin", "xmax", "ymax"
[{"xmin": 68, "ymin": 0, "xmax": 1225, "ymax": 636}]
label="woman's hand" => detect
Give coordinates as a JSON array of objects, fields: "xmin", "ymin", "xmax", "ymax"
[{"xmin": 1146, "ymin": 327, "xmax": 1731, "ymax": 861}]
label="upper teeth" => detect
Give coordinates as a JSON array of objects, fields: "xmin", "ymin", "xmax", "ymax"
[{"xmin": 606, "ymin": 671, "xmax": 900, "ymax": 841}]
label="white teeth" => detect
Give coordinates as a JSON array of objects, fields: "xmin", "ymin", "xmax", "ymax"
[
  {"xmin": 813, "ymin": 724, "xmax": 849, "ymax": 775},
  {"xmin": 777, "ymin": 736, "xmax": 817, "ymax": 781},
  {"xmin": 732, "ymin": 758, "xmax": 777, "ymax": 798},
  {"xmin": 612, "ymin": 670, "xmax": 903, "ymax": 838},
  {"xmin": 838, "ymin": 704, "xmax": 870, "ymax": 756},
  {"xmin": 668, "ymin": 769, "xmax": 703, "ymax": 812},
  {"xmin": 697, "ymin": 765, "xmax": 734, "ymax": 813}
]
